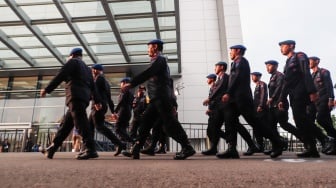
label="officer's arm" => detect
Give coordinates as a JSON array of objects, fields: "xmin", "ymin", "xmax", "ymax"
[
  {"xmin": 259, "ymin": 82, "xmax": 268, "ymax": 108},
  {"xmin": 130, "ymin": 57, "xmax": 163, "ymax": 87},
  {"xmin": 45, "ymin": 59, "xmax": 74, "ymax": 93},
  {"xmin": 322, "ymin": 70, "xmax": 335, "ymax": 102},
  {"xmin": 298, "ymin": 53, "xmax": 317, "ymax": 94}
]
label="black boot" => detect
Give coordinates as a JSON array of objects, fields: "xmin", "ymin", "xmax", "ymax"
[
  {"xmin": 201, "ymin": 145, "xmax": 217, "ymax": 156},
  {"xmin": 41, "ymin": 144, "xmax": 57, "ymax": 159},
  {"xmin": 270, "ymin": 140, "xmax": 286, "ymax": 158},
  {"xmin": 114, "ymin": 142, "xmax": 126, "ymax": 156},
  {"xmin": 76, "ymin": 149, "xmax": 99, "ymax": 160},
  {"xmin": 216, "ymin": 144, "xmax": 239, "ymax": 159},
  {"xmin": 243, "ymin": 144, "xmax": 260, "ymax": 156},
  {"xmin": 122, "ymin": 142, "xmax": 141, "ymax": 159},
  {"xmin": 174, "ymin": 145, "xmax": 196, "ymax": 160},
  {"xmin": 141, "ymin": 144, "xmax": 156, "ymax": 156},
  {"xmin": 297, "ymin": 144, "xmax": 320, "ymax": 158},
  {"xmin": 155, "ymin": 144, "xmax": 167, "ymax": 154}
]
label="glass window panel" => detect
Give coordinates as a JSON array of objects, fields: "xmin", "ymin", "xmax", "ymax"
[
  {"xmin": 2, "ymin": 95, "xmax": 35, "ymax": 123},
  {"xmin": 64, "ymin": 1, "xmax": 105, "ymax": 17},
  {"xmin": 76, "ymin": 21, "xmax": 111, "ymax": 32},
  {"xmin": 97, "ymin": 55, "xmax": 127, "ymax": 64},
  {"xmin": 16, "ymin": 0, "xmax": 50, "ymax": 3},
  {"xmin": 46, "ymin": 35, "xmax": 79, "ymax": 45},
  {"xmin": 117, "ymin": 18, "xmax": 154, "ymax": 29},
  {"xmin": 20, "ymin": 4, "xmax": 63, "ymax": 19},
  {"xmin": 33, "ymin": 96, "xmax": 66, "ymax": 123},
  {"xmin": 0, "ymin": 7, "xmax": 20, "ymax": 21},
  {"xmin": 156, "ymin": 0, "xmax": 175, "ymax": 12},
  {"xmin": 130, "ymin": 55, "xmax": 149, "ymax": 62},
  {"xmin": 34, "ymin": 58, "xmax": 64, "ymax": 67},
  {"xmin": 164, "ymin": 42, "xmax": 177, "ymax": 51},
  {"xmin": 0, "ymin": 60, "xmax": 31, "ymax": 69},
  {"xmin": 110, "ymin": 1, "xmax": 151, "ymax": 15},
  {"xmin": 159, "ymin": 16, "xmax": 176, "ymax": 27},
  {"xmin": 126, "ymin": 44, "xmax": 147, "ymax": 52},
  {"xmin": 37, "ymin": 23, "xmax": 72, "ymax": 34},
  {"xmin": 91, "ymin": 45, "xmax": 121, "ymax": 54},
  {"xmin": 0, "ymin": 50, "xmax": 18, "ymax": 59},
  {"xmin": 0, "ymin": 78, "xmax": 8, "ymax": 91},
  {"xmin": 2, "ymin": 26, "xmax": 32, "ymax": 36},
  {"xmin": 84, "ymin": 32, "xmax": 116, "ymax": 43},
  {"xmin": 122, "ymin": 32, "xmax": 156, "ymax": 42},
  {"xmin": 11, "ymin": 77, "xmax": 37, "ymax": 90},
  {"xmin": 24, "ymin": 48, "xmax": 53, "ymax": 57},
  {"xmin": 11, "ymin": 37, "xmax": 43, "ymax": 48},
  {"xmin": 160, "ymin": 31, "xmax": 176, "ymax": 39}
]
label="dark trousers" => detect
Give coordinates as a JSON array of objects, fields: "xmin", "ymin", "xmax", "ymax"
[
  {"xmin": 89, "ymin": 104, "xmax": 122, "ymax": 146},
  {"xmin": 151, "ymin": 119, "xmax": 167, "ymax": 147},
  {"xmin": 289, "ymin": 94, "xmax": 317, "ymax": 148},
  {"xmin": 53, "ymin": 100, "xmax": 95, "ymax": 151},
  {"xmin": 268, "ymin": 107, "xmax": 302, "ymax": 140},
  {"xmin": 224, "ymin": 98, "xmax": 282, "ymax": 148},
  {"xmin": 136, "ymin": 99, "xmax": 190, "ymax": 148},
  {"xmin": 309, "ymin": 102, "xmax": 336, "ymax": 138},
  {"xmin": 207, "ymin": 106, "xmax": 226, "ymax": 149},
  {"xmin": 115, "ymin": 112, "xmax": 132, "ymax": 142},
  {"xmin": 130, "ymin": 117, "xmax": 141, "ymax": 140}
]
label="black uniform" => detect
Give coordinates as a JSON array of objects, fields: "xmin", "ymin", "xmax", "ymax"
[
  {"xmin": 89, "ymin": 74, "xmax": 124, "ymax": 150},
  {"xmin": 127, "ymin": 53, "xmax": 195, "ymax": 160},
  {"xmin": 130, "ymin": 92, "xmax": 147, "ymax": 140},
  {"xmin": 115, "ymin": 89, "xmax": 134, "ymax": 142},
  {"xmin": 279, "ymin": 52, "xmax": 318, "ymax": 153},
  {"xmin": 252, "ymin": 80, "xmax": 268, "ymax": 149},
  {"xmin": 268, "ymin": 71, "xmax": 302, "ymax": 140},
  {"xmin": 220, "ymin": 57, "xmax": 284, "ymax": 158},
  {"xmin": 44, "ymin": 57, "xmax": 99, "ymax": 157}
]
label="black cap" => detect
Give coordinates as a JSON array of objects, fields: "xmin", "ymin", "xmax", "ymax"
[
  {"xmin": 230, "ymin": 45, "xmax": 246, "ymax": 51},
  {"xmin": 309, "ymin": 56, "xmax": 320, "ymax": 61},
  {"xmin": 147, "ymin": 39, "xmax": 164, "ymax": 45},
  {"xmin": 265, "ymin": 60, "xmax": 279, "ymax": 65},
  {"xmin": 215, "ymin": 61, "xmax": 227, "ymax": 66},
  {"xmin": 251, "ymin": 72, "xmax": 262, "ymax": 76},
  {"xmin": 206, "ymin": 74, "xmax": 217, "ymax": 79},
  {"xmin": 278, "ymin": 40, "xmax": 296, "ymax": 46}
]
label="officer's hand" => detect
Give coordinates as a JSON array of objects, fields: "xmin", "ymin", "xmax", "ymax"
[
  {"xmin": 328, "ymin": 100, "xmax": 334, "ymax": 110},
  {"xmin": 40, "ymin": 89, "xmax": 47, "ymax": 98},
  {"xmin": 222, "ymin": 94, "xmax": 230, "ymax": 103},
  {"xmin": 203, "ymin": 99, "xmax": 209, "ymax": 106},
  {"xmin": 266, "ymin": 98, "xmax": 273, "ymax": 106},
  {"xmin": 111, "ymin": 113, "xmax": 118, "ymax": 121},
  {"xmin": 309, "ymin": 93, "xmax": 318, "ymax": 103},
  {"xmin": 278, "ymin": 102, "xmax": 284, "ymax": 111},
  {"xmin": 94, "ymin": 103, "xmax": 102, "ymax": 111},
  {"xmin": 205, "ymin": 109, "xmax": 211, "ymax": 115},
  {"xmin": 257, "ymin": 106, "xmax": 263, "ymax": 112}
]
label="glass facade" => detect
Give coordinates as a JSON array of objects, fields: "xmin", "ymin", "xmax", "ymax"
[{"xmin": 0, "ymin": 73, "xmax": 125, "ymax": 124}]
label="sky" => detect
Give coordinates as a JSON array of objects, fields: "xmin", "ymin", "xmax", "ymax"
[{"xmin": 238, "ymin": 0, "xmax": 336, "ymax": 85}]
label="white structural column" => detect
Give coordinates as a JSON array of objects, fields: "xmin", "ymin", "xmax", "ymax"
[{"xmin": 176, "ymin": 0, "xmax": 243, "ymax": 123}]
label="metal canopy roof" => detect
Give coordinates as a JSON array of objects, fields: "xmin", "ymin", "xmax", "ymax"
[{"xmin": 0, "ymin": 0, "xmax": 180, "ymax": 76}]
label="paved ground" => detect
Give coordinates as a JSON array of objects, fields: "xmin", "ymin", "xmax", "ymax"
[{"xmin": 0, "ymin": 151, "xmax": 336, "ymax": 188}]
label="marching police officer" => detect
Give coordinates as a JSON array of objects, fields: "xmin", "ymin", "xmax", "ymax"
[
  {"xmin": 130, "ymin": 85, "xmax": 148, "ymax": 140},
  {"xmin": 219, "ymin": 45, "xmax": 285, "ymax": 159},
  {"xmin": 250, "ymin": 72, "xmax": 268, "ymax": 152},
  {"xmin": 264, "ymin": 60, "xmax": 302, "ymax": 154},
  {"xmin": 278, "ymin": 40, "xmax": 319, "ymax": 158},
  {"xmin": 40, "ymin": 48, "xmax": 100, "ymax": 160},
  {"xmin": 308, "ymin": 56, "xmax": 336, "ymax": 154},
  {"xmin": 121, "ymin": 39, "xmax": 195, "ymax": 160},
  {"xmin": 89, "ymin": 64, "xmax": 126, "ymax": 156}
]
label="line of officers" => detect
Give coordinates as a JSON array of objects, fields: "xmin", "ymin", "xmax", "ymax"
[{"xmin": 202, "ymin": 40, "xmax": 336, "ymax": 159}]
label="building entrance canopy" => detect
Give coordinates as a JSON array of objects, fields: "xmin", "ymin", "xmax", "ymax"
[{"xmin": 0, "ymin": 0, "xmax": 180, "ymax": 77}]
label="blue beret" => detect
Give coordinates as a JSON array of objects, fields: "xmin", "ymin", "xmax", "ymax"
[
  {"xmin": 265, "ymin": 60, "xmax": 279, "ymax": 65},
  {"xmin": 120, "ymin": 77, "xmax": 131, "ymax": 83},
  {"xmin": 206, "ymin": 74, "xmax": 217, "ymax": 79},
  {"xmin": 230, "ymin": 45, "xmax": 246, "ymax": 51},
  {"xmin": 251, "ymin": 72, "xmax": 262, "ymax": 76},
  {"xmin": 278, "ymin": 40, "xmax": 296, "ymax": 46},
  {"xmin": 147, "ymin": 39, "xmax": 164, "ymax": 45},
  {"xmin": 92, "ymin": 64, "xmax": 103, "ymax": 71},
  {"xmin": 69, "ymin": 47, "xmax": 83, "ymax": 55},
  {"xmin": 309, "ymin": 56, "xmax": 320, "ymax": 61},
  {"xmin": 215, "ymin": 61, "xmax": 227, "ymax": 66}
]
